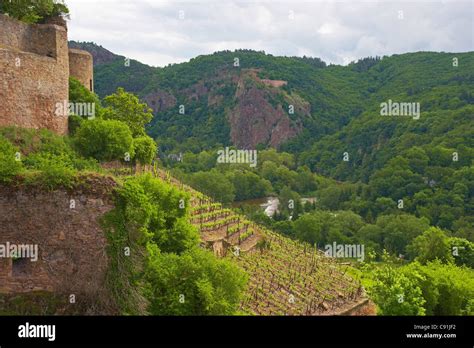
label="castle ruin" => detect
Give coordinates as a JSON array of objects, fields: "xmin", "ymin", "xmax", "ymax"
[{"xmin": 0, "ymin": 13, "xmax": 93, "ymax": 135}]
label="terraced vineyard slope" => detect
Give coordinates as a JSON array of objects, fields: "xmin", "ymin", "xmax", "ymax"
[{"xmin": 151, "ymin": 167, "xmax": 373, "ymax": 315}]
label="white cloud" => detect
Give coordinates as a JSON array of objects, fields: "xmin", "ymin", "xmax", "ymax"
[{"xmin": 67, "ymin": 0, "xmax": 474, "ymax": 67}]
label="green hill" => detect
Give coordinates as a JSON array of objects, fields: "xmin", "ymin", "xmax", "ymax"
[{"xmin": 71, "ymin": 43, "xmax": 473, "ymax": 178}]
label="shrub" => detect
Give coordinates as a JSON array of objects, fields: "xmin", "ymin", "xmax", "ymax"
[
  {"xmin": 23, "ymin": 152, "xmax": 77, "ymax": 190},
  {"xmin": 74, "ymin": 119, "xmax": 134, "ymax": 162},
  {"xmin": 368, "ymin": 263, "xmax": 426, "ymax": 315},
  {"xmin": 69, "ymin": 77, "xmax": 100, "ymax": 106},
  {"xmin": 68, "ymin": 114, "xmax": 84, "ymax": 136},
  {"xmin": 0, "ymin": 136, "xmax": 23, "ymax": 183},
  {"xmin": 404, "ymin": 261, "xmax": 474, "ymax": 315},
  {"xmin": 103, "ymin": 174, "xmax": 247, "ymax": 315},
  {"xmin": 68, "ymin": 77, "xmax": 102, "ymax": 122},
  {"xmin": 133, "ymin": 136, "xmax": 157, "ymax": 165},
  {"xmin": 145, "ymin": 247, "xmax": 248, "ymax": 315}
]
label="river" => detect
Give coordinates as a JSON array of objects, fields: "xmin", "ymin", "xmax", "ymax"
[{"xmin": 232, "ymin": 196, "xmax": 317, "ymax": 217}]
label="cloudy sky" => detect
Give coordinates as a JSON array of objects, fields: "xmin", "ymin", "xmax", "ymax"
[{"xmin": 67, "ymin": 0, "xmax": 473, "ymax": 67}]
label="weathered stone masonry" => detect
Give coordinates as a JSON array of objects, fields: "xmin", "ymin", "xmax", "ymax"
[
  {"xmin": 0, "ymin": 177, "xmax": 116, "ymax": 307},
  {"xmin": 0, "ymin": 14, "xmax": 93, "ymax": 135}
]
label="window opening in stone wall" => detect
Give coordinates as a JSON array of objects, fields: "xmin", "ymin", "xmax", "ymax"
[{"xmin": 12, "ymin": 257, "xmax": 31, "ymax": 277}]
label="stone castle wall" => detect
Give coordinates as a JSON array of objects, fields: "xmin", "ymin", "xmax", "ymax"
[
  {"xmin": 0, "ymin": 177, "xmax": 117, "ymax": 313},
  {"xmin": 0, "ymin": 14, "xmax": 94, "ymax": 135}
]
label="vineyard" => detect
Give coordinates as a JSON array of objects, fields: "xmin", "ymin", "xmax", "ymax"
[{"xmin": 110, "ymin": 164, "xmax": 370, "ymax": 315}]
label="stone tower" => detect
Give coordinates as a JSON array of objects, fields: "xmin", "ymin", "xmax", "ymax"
[
  {"xmin": 0, "ymin": 13, "xmax": 94, "ymax": 135},
  {"xmin": 69, "ymin": 48, "xmax": 94, "ymax": 92}
]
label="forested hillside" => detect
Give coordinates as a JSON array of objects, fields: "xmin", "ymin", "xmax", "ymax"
[
  {"xmin": 72, "ymin": 43, "xmax": 473, "ymax": 179},
  {"xmin": 65, "ymin": 43, "xmax": 474, "ymax": 315}
]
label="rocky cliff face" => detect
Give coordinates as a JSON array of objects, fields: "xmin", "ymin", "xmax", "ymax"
[
  {"xmin": 229, "ymin": 69, "xmax": 307, "ymax": 148},
  {"xmin": 143, "ymin": 68, "xmax": 309, "ymax": 149},
  {"xmin": 143, "ymin": 89, "xmax": 177, "ymax": 113}
]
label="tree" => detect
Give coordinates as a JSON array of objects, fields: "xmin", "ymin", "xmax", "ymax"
[
  {"xmin": 0, "ymin": 0, "xmax": 69, "ymax": 23},
  {"xmin": 293, "ymin": 166, "xmax": 317, "ymax": 193},
  {"xmin": 370, "ymin": 157, "xmax": 425, "ymax": 200},
  {"xmin": 405, "ymin": 147, "xmax": 429, "ymax": 174},
  {"xmin": 318, "ymin": 185, "xmax": 346, "ymax": 211},
  {"xmin": 293, "ymin": 211, "xmax": 332, "ymax": 246},
  {"xmin": 188, "ymin": 170, "xmax": 235, "ymax": 203},
  {"xmin": 449, "ymin": 237, "xmax": 474, "ymax": 268},
  {"xmin": 228, "ymin": 170, "xmax": 271, "ymax": 201},
  {"xmin": 278, "ymin": 186, "xmax": 302, "ymax": 219},
  {"xmin": 407, "ymin": 227, "xmax": 454, "ymax": 264},
  {"xmin": 374, "ymin": 197, "xmax": 397, "ymax": 215},
  {"xmin": 68, "ymin": 77, "xmax": 103, "ymax": 134},
  {"xmin": 329, "ymin": 210, "xmax": 365, "ymax": 241},
  {"xmin": 125, "ymin": 174, "xmax": 198, "ymax": 254},
  {"xmin": 74, "ymin": 119, "xmax": 134, "ymax": 162},
  {"xmin": 68, "ymin": 115, "xmax": 84, "ymax": 136},
  {"xmin": 376, "ymin": 214, "xmax": 430, "ymax": 256},
  {"xmin": 102, "ymin": 88, "xmax": 153, "ymax": 137}
]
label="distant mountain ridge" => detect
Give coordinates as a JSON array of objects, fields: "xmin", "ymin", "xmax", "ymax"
[
  {"xmin": 69, "ymin": 41, "xmax": 120, "ymax": 66},
  {"xmin": 70, "ymin": 41, "xmax": 474, "ymax": 181}
]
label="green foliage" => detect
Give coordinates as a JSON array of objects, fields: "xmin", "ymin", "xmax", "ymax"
[
  {"xmin": 68, "ymin": 115, "xmax": 84, "ymax": 136},
  {"xmin": 188, "ymin": 169, "xmax": 235, "ymax": 203},
  {"xmin": 68, "ymin": 77, "xmax": 102, "ymax": 126},
  {"xmin": 132, "ymin": 136, "xmax": 157, "ymax": 165},
  {"xmin": 74, "ymin": 119, "xmax": 134, "ymax": 162},
  {"xmin": 0, "ymin": 136, "xmax": 23, "ymax": 183},
  {"xmin": 362, "ymin": 257, "xmax": 474, "ymax": 316},
  {"xmin": 131, "ymin": 175, "xmax": 198, "ymax": 253},
  {"xmin": 292, "ymin": 210, "xmax": 364, "ymax": 246},
  {"xmin": 102, "ymin": 88, "xmax": 153, "ymax": 137},
  {"xmin": 0, "ymin": 126, "xmax": 69, "ymax": 155},
  {"xmin": 23, "ymin": 152, "xmax": 77, "ymax": 190},
  {"xmin": 226, "ymin": 170, "xmax": 272, "ymax": 201},
  {"xmin": 449, "ymin": 237, "xmax": 474, "ymax": 268},
  {"xmin": 403, "ymin": 261, "xmax": 474, "ymax": 315},
  {"xmin": 375, "ymin": 214, "xmax": 430, "ymax": 257},
  {"xmin": 69, "ymin": 77, "xmax": 101, "ymax": 107},
  {"xmin": 277, "ymin": 186, "xmax": 302, "ymax": 219},
  {"xmin": 407, "ymin": 227, "xmax": 454, "ymax": 264},
  {"xmin": 369, "ymin": 263, "xmax": 426, "ymax": 315},
  {"xmin": 0, "ymin": 292, "xmax": 68, "ymax": 315},
  {"xmin": 145, "ymin": 247, "xmax": 247, "ymax": 315},
  {"xmin": 0, "ymin": 127, "xmax": 99, "ymax": 188},
  {"xmin": 102, "ymin": 175, "xmax": 247, "ymax": 315},
  {"xmin": 0, "ymin": 0, "xmax": 69, "ymax": 24}
]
